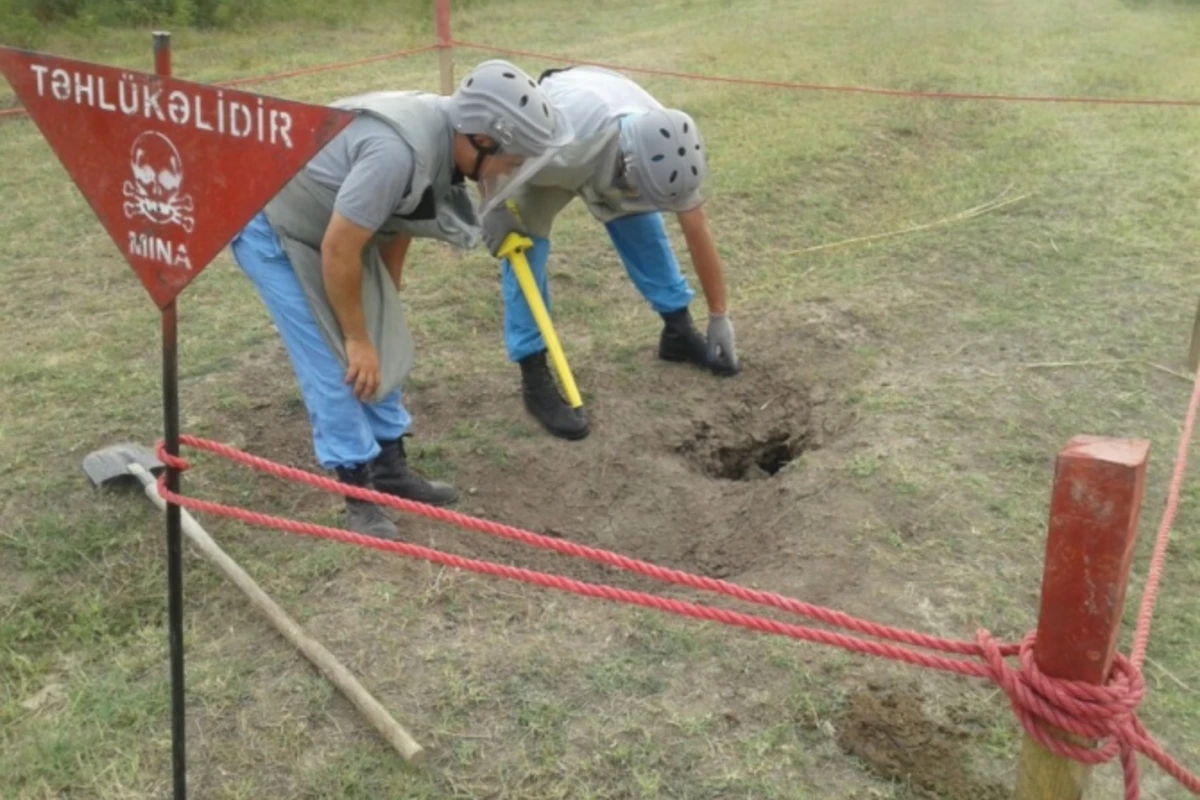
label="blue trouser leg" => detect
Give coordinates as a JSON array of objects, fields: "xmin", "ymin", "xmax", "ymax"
[
  {"xmin": 604, "ymin": 211, "xmax": 694, "ymax": 314},
  {"xmin": 500, "ymin": 236, "xmax": 553, "ymax": 363},
  {"xmin": 229, "ymin": 212, "xmax": 411, "ymax": 471},
  {"xmin": 500, "ymin": 213, "xmax": 694, "ymax": 363}
]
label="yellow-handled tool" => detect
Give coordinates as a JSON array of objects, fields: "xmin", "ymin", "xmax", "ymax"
[{"xmin": 496, "ymin": 231, "xmax": 583, "ymax": 409}]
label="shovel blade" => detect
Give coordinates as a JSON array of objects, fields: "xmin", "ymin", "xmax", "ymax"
[{"xmin": 83, "ymin": 443, "xmax": 165, "ymax": 487}]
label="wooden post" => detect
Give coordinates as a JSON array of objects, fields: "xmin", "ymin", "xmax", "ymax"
[
  {"xmin": 1013, "ymin": 435, "xmax": 1149, "ymax": 799},
  {"xmin": 1187, "ymin": 296, "xmax": 1200, "ymax": 373},
  {"xmin": 435, "ymin": 0, "xmax": 454, "ymax": 95}
]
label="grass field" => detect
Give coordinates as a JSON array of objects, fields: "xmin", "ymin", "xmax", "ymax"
[{"xmin": 3, "ymin": 0, "xmax": 1200, "ymax": 797}]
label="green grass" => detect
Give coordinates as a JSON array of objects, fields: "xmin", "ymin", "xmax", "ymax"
[{"xmin": 4, "ymin": 0, "xmax": 1200, "ymax": 797}]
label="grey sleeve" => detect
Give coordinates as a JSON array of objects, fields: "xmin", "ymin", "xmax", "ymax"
[{"xmin": 332, "ymin": 135, "xmax": 416, "ymax": 232}]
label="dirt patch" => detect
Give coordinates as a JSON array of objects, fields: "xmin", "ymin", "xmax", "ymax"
[
  {"xmin": 837, "ymin": 685, "xmax": 1007, "ymax": 800},
  {"xmin": 198, "ymin": 300, "xmax": 870, "ymax": 600},
  {"xmin": 676, "ymin": 392, "xmax": 813, "ymax": 481},
  {"xmin": 392, "ymin": 354, "xmax": 844, "ymax": 584}
]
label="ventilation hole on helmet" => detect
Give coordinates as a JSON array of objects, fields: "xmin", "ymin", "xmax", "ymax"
[
  {"xmin": 651, "ymin": 154, "xmax": 665, "ymax": 162},
  {"xmin": 683, "ymin": 121, "xmax": 689, "ymax": 133},
  {"xmin": 520, "ymin": 95, "xmax": 529, "ymax": 107},
  {"xmin": 695, "ymin": 143, "xmax": 701, "ymax": 150},
  {"xmin": 467, "ymin": 78, "xmax": 474, "ymax": 87},
  {"xmin": 691, "ymin": 165, "xmax": 698, "ymax": 176},
  {"xmin": 677, "ymin": 146, "xmax": 686, "ymax": 156},
  {"xmin": 669, "ymin": 170, "xmax": 678, "ymax": 183},
  {"xmin": 503, "ymin": 72, "xmax": 516, "ymax": 79},
  {"xmin": 660, "ymin": 128, "xmax": 671, "ymax": 138},
  {"xmin": 528, "ymin": 79, "xmax": 536, "ymax": 88},
  {"xmin": 542, "ymin": 102, "xmax": 550, "ymax": 117}
]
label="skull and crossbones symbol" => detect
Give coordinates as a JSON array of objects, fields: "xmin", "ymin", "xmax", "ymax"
[{"xmin": 122, "ymin": 131, "xmax": 195, "ymax": 233}]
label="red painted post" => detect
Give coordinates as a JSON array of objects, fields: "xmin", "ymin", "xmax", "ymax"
[
  {"xmin": 435, "ymin": 0, "xmax": 454, "ymax": 95},
  {"xmin": 1014, "ymin": 435, "xmax": 1150, "ymax": 799}
]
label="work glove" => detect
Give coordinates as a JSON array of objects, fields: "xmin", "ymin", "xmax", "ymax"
[
  {"xmin": 482, "ymin": 202, "xmax": 528, "ymax": 259},
  {"xmin": 706, "ymin": 313, "xmax": 739, "ymax": 376}
]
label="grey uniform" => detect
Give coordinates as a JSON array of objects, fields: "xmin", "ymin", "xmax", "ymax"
[
  {"xmin": 305, "ymin": 115, "xmax": 418, "ymax": 233},
  {"xmin": 262, "ymin": 91, "xmax": 481, "ymax": 403},
  {"xmin": 505, "ymin": 66, "xmax": 703, "ymax": 236}
]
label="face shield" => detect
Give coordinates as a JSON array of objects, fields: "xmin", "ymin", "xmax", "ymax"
[{"xmin": 477, "ymin": 103, "xmax": 574, "ymax": 217}]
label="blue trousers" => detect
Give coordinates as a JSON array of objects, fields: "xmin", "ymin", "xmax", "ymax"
[
  {"xmin": 229, "ymin": 212, "xmax": 410, "ymax": 470},
  {"xmin": 501, "ymin": 211, "xmax": 694, "ymax": 362}
]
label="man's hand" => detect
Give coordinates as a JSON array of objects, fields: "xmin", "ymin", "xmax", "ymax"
[
  {"xmin": 344, "ymin": 337, "xmax": 381, "ymax": 400},
  {"xmin": 482, "ymin": 201, "xmax": 527, "ymax": 258},
  {"xmin": 706, "ymin": 313, "xmax": 739, "ymax": 375}
]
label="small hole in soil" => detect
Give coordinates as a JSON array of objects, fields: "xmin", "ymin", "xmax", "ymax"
[
  {"xmin": 674, "ymin": 387, "xmax": 819, "ymax": 483},
  {"xmin": 712, "ymin": 432, "xmax": 803, "ymax": 481}
]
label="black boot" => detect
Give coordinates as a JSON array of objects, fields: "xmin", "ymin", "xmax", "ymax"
[
  {"xmin": 335, "ymin": 464, "xmax": 399, "ymax": 540},
  {"xmin": 518, "ymin": 350, "xmax": 590, "ymax": 440},
  {"xmin": 658, "ymin": 307, "xmax": 712, "ymax": 370},
  {"xmin": 371, "ymin": 437, "xmax": 458, "ymax": 507}
]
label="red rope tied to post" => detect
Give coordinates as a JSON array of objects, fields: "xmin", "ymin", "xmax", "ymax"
[
  {"xmin": 980, "ymin": 632, "xmax": 1147, "ymax": 796},
  {"xmin": 979, "ymin": 627, "xmax": 1200, "ymax": 797},
  {"xmin": 153, "ymin": 409, "xmax": 1200, "ymax": 797}
]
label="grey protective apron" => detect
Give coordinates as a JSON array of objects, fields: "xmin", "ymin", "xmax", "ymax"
[
  {"xmin": 262, "ymin": 91, "xmax": 481, "ymax": 404},
  {"xmin": 506, "ymin": 69, "xmax": 660, "ymax": 236},
  {"xmin": 507, "ymin": 130, "xmax": 659, "ymax": 237}
]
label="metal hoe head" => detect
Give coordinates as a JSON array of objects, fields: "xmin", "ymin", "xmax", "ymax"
[{"xmin": 82, "ymin": 442, "xmax": 165, "ymax": 487}]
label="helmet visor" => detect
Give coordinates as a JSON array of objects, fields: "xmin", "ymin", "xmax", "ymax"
[{"xmin": 477, "ymin": 104, "xmax": 573, "ymax": 216}]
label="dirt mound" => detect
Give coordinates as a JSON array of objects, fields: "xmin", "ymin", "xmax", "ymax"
[{"xmin": 837, "ymin": 685, "xmax": 1007, "ymax": 800}]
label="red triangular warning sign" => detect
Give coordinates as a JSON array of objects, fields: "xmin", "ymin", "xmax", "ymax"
[{"xmin": 0, "ymin": 47, "xmax": 354, "ymax": 309}]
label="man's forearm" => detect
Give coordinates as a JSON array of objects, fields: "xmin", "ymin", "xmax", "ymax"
[
  {"xmin": 678, "ymin": 207, "xmax": 727, "ymax": 315},
  {"xmin": 381, "ymin": 235, "xmax": 412, "ymax": 291},
  {"xmin": 322, "ymin": 248, "xmax": 369, "ymax": 343}
]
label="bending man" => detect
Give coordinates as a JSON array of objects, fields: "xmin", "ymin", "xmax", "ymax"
[
  {"xmin": 231, "ymin": 60, "xmax": 572, "ymax": 538},
  {"xmin": 483, "ymin": 64, "xmax": 737, "ymax": 441}
]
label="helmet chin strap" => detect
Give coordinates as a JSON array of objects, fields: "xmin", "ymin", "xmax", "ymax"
[{"xmin": 467, "ymin": 134, "xmax": 501, "ymax": 181}]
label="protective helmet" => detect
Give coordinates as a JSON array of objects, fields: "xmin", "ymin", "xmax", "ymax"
[
  {"xmin": 619, "ymin": 107, "xmax": 707, "ymax": 211},
  {"xmin": 448, "ymin": 59, "xmax": 574, "ymax": 214},
  {"xmin": 446, "ymin": 59, "xmax": 573, "ymax": 158}
]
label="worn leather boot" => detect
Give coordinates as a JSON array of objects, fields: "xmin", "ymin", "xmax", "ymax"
[
  {"xmin": 658, "ymin": 307, "xmax": 711, "ymax": 370},
  {"xmin": 371, "ymin": 437, "xmax": 458, "ymax": 507},
  {"xmin": 518, "ymin": 350, "xmax": 590, "ymax": 440},
  {"xmin": 335, "ymin": 464, "xmax": 399, "ymax": 540}
]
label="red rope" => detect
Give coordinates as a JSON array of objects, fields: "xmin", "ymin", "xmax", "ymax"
[
  {"xmin": 451, "ymin": 39, "xmax": 1200, "ymax": 108},
  {"xmin": 154, "ymin": 428, "xmax": 1200, "ymax": 796},
  {"xmin": 10, "ymin": 37, "xmax": 1200, "ymax": 123},
  {"xmin": 214, "ymin": 44, "xmax": 437, "ymax": 88},
  {"xmin": 154, "ymin": 465, "xmax": 1002, "ymax": 677},
  {"xmin": 1131, "ymin": 369, "xmax": 1200, "ymax": 669},
  {"xmin": 0, "ymin": 44, "xmax": 436, "ymax": 122},
  {"xmin": 168, "ymin": 435, "xmax": 1016, "ymax": 660}
]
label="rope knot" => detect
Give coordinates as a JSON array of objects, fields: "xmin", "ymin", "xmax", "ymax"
[
  {"xmin": 154, "ymin": 439, "xmax": 191, "ymax": 472},
  {"xmin": 977, "ymin": 629, "xmax": 1146, "ymax": 768}
]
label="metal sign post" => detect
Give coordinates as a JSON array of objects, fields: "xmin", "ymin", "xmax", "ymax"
[{"xmin": 0, "ymin": 35, "xmax": 355, "ymax": 798}]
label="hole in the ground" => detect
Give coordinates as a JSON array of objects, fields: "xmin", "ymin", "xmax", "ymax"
[
  {"xmin": 674, "ymin": 384, "xmax": 826, "ymax": 483},
  {"xmin": 678, "ymin": 418, "xmax": 811, "ymax": 482},
  {"xmin": 711, "ymin": 431, "xmax": 804, "ymax": 481}
]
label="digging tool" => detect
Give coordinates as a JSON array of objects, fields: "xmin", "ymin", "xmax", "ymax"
[
  {"xmin": 83, "ymin": 443, "xmax": 425, "ymax": 764},
  {"xmin": 496, "ymin": 230, "xmax": 584, "ymax": 409}
]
